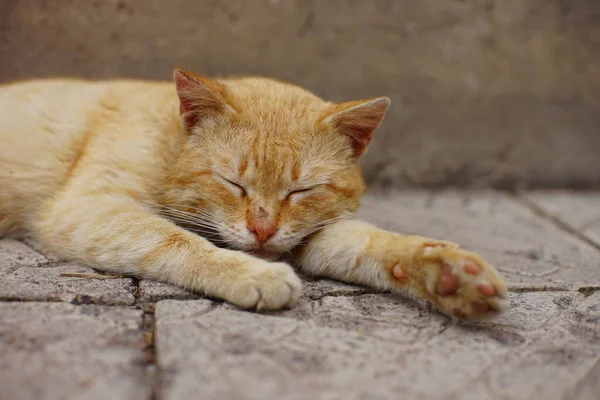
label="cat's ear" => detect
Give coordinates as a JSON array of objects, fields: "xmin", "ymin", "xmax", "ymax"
[
  {"xmin": 323, "ymin": 97, "xmax": 391, "ymax": 157},
  {"xmin": 173, "ymin": 68, "xmax": 234, "ymax": 131}
]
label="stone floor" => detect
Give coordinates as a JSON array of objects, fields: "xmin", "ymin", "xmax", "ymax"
[{"xmin": 1, "ymin": 191, "xmax": 599, "ymax": 400}]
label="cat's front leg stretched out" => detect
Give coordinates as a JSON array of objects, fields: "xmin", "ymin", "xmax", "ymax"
[
  {"xmin": 293, "ymin": 219, "xmax": 509, "ymax": 319},
  {"xmin": 33, "ymin": 194, "xmax": 301, "ymax": 310}
]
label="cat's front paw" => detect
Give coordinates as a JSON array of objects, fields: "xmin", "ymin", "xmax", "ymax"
[
  {"xmin": 392, "ymin": 242, "xmax": 509, "ymax": 319},
  {"xmin": 228, "ymin": 261, "xmax": 302, "ymax": 311}
]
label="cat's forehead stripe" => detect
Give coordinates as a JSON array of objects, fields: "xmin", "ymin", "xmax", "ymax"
[
  {"xmin": 237, "ymin": 157, "xmax": 248, "ymax": 177},
  {"xmin": 291, "ymin": 162, "xmax": 301, "ymax": 182}
]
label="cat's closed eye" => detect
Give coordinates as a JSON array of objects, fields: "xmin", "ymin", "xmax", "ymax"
[
  {"xmin": 286, "ymin": 186, "xmax": 316, "ymax": 201},
  {"xmin": 220, "ymin": 176, "xmax": 247, "ymax": 197}
]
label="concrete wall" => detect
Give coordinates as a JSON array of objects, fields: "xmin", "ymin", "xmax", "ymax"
[{"xmin": 1, "ymin": 0, "xmax": 599, "ymax": 188}]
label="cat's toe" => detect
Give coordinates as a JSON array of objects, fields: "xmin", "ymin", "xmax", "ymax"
[{"xmin": 435, "ymin": 264, "xmax": 460, "ymax": 295}]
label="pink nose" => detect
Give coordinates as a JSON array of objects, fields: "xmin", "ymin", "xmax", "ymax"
[{"xmin": 247, "ymin": 220, "xmax": 278, "ymax": 243}]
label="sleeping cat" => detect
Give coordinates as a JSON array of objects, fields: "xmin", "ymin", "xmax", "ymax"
[{"xmin": 0, "ymin": 68, "xmax": 508, "ymax": 318}]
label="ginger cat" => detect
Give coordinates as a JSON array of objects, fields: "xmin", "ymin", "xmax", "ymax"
[{"xmin": 0, "ymin": 68, "xmax": 508, "ymax": 318}]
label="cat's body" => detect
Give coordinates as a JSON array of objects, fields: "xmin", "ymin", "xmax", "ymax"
[{"xmin": 0, "ymin": 69, "xmax": 508, "ymax": 317}]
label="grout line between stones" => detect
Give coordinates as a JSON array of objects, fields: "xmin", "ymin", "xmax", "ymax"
[
  {"xmin": 132, "ymin": 278, "xmax": 161, "ymax": 400},
  {"xmin": 508, "ymin": 191, "xmax": 600, "ymax": 253},
  {"xmin": 578, "ymin": 286, "xmax": 600, "ymax": 297},
  {"xmin": 303, "ymin": 289, "xmax": 374, "ymax": 301},
  {"xmin": 130, "ymin": 276, "xmax": 161, "ymax": 400},
  {"xmin": 142, "ymin": 308, "xmax": 160, "ymax": 400},
  {"xmin": 508, "ymin": 286, "xmax": 572, "ymax": 293},
  {"xmin": 0, "ymin": 297, "xmax": 67, "ymax": 303},
  {"xmin": 131, "ymin": 276, "xmax": 141, "ymax": 300}
]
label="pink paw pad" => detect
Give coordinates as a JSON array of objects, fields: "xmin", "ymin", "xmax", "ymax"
[
  {"xmin": 436, "ymin": 264, "xmax": 460, "ymax": 296},
  {"xmin": 463, "ymin": 261, "xmax": 482, "ymax": 275},
  {"xmin": 392, "ymin": 264, "xmax": 408, "ymax": 281},
  {"xmin": 477, "ymin": 282, "xmax": 497, "ymax": 297}
]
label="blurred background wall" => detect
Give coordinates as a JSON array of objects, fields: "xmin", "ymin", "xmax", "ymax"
[{"xmin": 1, "ymin": 0, "xmax": 599, "ymax": 188}]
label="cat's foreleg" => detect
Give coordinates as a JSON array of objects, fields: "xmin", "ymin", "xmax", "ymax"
[
  {"xmin": 293, "ymin": 219, "xmax": 508, "ymax": 318},
  {"xmin": 34, "ymin": 196, "xmax": 301, "ymax": 310}
]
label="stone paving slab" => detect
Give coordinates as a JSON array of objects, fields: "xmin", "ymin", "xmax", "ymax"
[
  {"xmin": 154, "ymin": 290, "xmax": 599, "ymax": 400},
  {"xmin": 0, "ymin": 302, "xmax": 148, "ymax": 400},
  {"xmin": 0, "ymin": 239, "xmax": 48, "ymax": 274},
  {"xmin": 0, "ymin": 262, "xmax": 135, "ymax": 305},
  {"xmin": 138, "ymin": 279, "xmax": 201, "ymax": 303},
  {"xmin": 358, "ymin": 191, "xmax": 600, "ymax": 289},
  {"xmin": 570, "ymin": 356, "xmax": 600, "ymax": 400},
  {"xmin": 525, "ymin": 191, "xmax": 600, "ymax": 247},
  {"xmin": 482, "ymin": 291, "xmax": 600, "ymax": 400}
]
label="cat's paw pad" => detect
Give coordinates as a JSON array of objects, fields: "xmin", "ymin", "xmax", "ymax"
[
  {"xmin": 229, "ymin": 262, "xmax": 302, "ymax": 311},
  {"xmin": 421, "ymin": 245, "xmax": 509, "ymax": 319}
]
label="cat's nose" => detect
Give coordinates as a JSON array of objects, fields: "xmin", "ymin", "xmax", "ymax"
[{"xmin": 247, "ymin": 219, "xmax": 278, "ymax": 243}]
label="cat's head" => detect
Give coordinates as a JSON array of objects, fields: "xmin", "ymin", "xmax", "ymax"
[{"xmin": 162, "ymin": 68, "xmax": 390, "ymax": 259}]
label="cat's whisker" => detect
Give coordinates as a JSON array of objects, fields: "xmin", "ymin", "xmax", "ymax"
[
  {"xmin": 161, "ymin": 214, "xmax": 216, "ymax": 227},
  {"xmin": 161, "ymin": 215, "xmax": 219, "ymax": 229},
  {"xmin": 156, "ymin": 203, "xmax": 221, "ymax": 221},
  {"xmin": 178, "ymin": 225, "xmax": 227, "ymax": 240},
  {"xmin": 148, "ymin": 203, "xmax": 207, "ymax": 219},
  {"xmin": 152, "ymin": 206, "xmax": 224, "ymax": 229},
  {"xmin": 152, "ymin": 207, "xmax": 220, "ymax": 226},
  {"xmin": 289, "ymin": 213, "xmax": 355, "ymax": 247},
  {"xmin": 163, "ymin": 213, "xmax": 240, "ymax": 240},
  {"xmin": 303, "ymin": 213, "xmax": 354, "ymax": 234},
  {"xmin": 161, "ymin": 208, "xmax": 215, "ymax": 222},
  {"xmin": 174, "ymin": 221, "xmax": 223, "ymax": 235}
]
